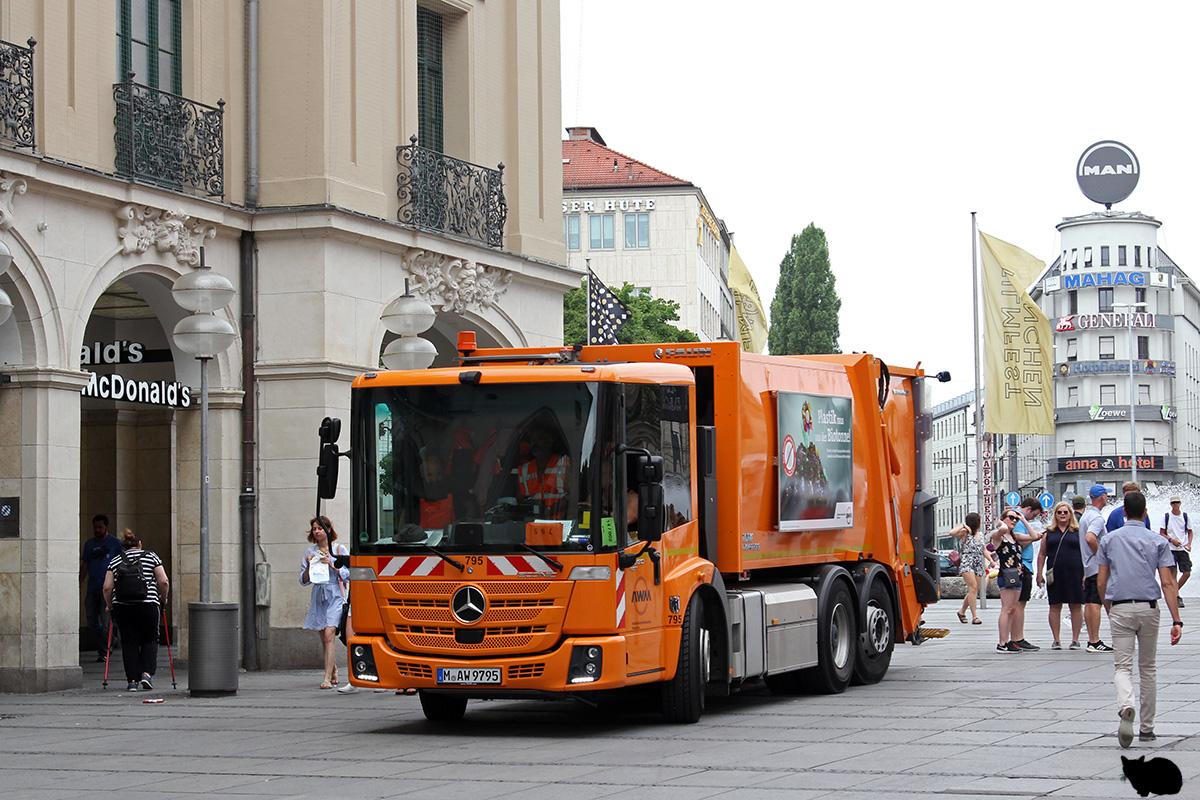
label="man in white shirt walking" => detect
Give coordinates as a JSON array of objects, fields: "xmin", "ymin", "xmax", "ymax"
[{"xmin": 1159, "ymin": 495, "xmax": 1193, "ymax": 609}]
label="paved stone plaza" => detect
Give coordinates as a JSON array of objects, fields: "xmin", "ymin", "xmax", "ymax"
[{"xmin": 3, "ymin": 600, "xmax": 1197, "ymax": 798}]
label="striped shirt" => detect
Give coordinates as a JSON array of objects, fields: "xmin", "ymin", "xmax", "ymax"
[{"xmin": 107, "ymin": 548, "xmax": 164, "ymax": 605}]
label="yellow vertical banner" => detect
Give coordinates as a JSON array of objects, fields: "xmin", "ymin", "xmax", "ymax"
[
  {"xmin": 980, "ymin": 232, "xmax": 1054, "ymax": 434},
  {"xmin": 728, "ymin": 246, "xmax": 768, "ymax": 353}
]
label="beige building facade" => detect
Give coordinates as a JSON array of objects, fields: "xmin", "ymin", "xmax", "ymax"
[{"xmin": 0, "ymin": 0, "xmax": 569, "ymax": 691}]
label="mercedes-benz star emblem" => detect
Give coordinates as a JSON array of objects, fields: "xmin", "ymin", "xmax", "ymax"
[{"xmin": 451, "ymin": 585, "xmax": 486, "ymax": 624}]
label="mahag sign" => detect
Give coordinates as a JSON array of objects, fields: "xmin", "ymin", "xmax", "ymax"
[{"xmin": 1077, "ymin": 141, "xmax": 1139, "ymax": 206}]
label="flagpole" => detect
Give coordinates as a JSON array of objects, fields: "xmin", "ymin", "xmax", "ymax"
[
  {"xmin": 971, "ymin": 212, "xmax": 988, "ymax": 609},
  {"xmin": 585, "ymin": 258, "xmax": 592, "ymax": 345}
]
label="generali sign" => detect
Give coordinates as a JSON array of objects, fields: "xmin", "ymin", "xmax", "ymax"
[{"xmin": 1055, "ymin": 312, "xmax": 1154, "ymax": 331}]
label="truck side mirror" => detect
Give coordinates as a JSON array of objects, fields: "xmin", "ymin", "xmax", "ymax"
[
  {"xmin": 633, "ymin": 453, "xmax": 665, "ymax": 543},
  {"xmin": 317, "ymin": 442, "xmax": 339, "ymax": 499},
  {"xmin": 319, "ymin": 416, "xmax": 341, "ymax": 445},
  {"xmin": 637, "ymin": 481, "xmax": 665, "ymax": 542}
]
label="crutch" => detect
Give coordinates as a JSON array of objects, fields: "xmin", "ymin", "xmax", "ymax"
[
  {"xmin": 102, "ymin": 616, "xmax": 114, "ymax": 689},
  {"xmin": 161, "ymin": 606, "xmax": 177, "ymax": 689}
]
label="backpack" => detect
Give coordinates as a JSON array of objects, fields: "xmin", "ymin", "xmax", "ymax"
[
  {"xmin": 113, "ymin": 553, "xmax": 148, "ymax": 603},
  {"xmin": 1164, "ymin": 512, "xmax": 1189, "ymax": 533}
]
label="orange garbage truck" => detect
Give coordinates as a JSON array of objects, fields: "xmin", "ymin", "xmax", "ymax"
[{"xmin": 316, "ymin": 336, "xmax": 941, "ymax": 723}]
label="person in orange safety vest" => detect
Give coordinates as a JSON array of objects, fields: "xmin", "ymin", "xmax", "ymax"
[{"xmin": 517, "ymin": 422, "xmax": 570, "ymax": 519}]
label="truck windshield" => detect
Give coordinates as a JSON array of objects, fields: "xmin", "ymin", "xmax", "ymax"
[{"xmin": 354, "ymin": 382, "xmax": 615, "ymax": 554}]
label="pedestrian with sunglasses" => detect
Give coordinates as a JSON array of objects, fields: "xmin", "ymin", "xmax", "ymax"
[
  {"xmin": 991, "ymin": 508, "xmax": 1043, "ymax": 653},
  {"xmin": 1037, "ymin": 501, "xmax": 1085, "ymax": 650},
  {"xmin": 1080, "ymin": 484, "xmax": 1115, "ymax": 653}
]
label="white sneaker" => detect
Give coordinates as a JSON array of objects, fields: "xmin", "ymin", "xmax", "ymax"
[
  {"xmin": 336, "ymin": 683, "xmax": 360, "ymax": 694},
  {"xmin": 1118, "ymin": 707, "xmax": 1135, "ymax": 748}
]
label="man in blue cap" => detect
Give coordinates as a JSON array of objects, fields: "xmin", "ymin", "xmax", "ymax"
[{"xmin": 1081, "ymin": 484, "xmax": 1115, "ymax": 653}]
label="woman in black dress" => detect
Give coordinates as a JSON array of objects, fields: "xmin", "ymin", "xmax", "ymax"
[{"xmin": 1037, "ymin": 501, "xmax": 1085, "ymax": 650}]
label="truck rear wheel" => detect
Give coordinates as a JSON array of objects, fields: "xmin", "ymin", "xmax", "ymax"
[
  {"xmin": 419, "ymin": 692, "xmax": 467, "ymax": 722},
  {"xmin": 662, "ymin": 596, "xmax": 707, "ymax": 723},
  {"xmin": 801, "ymin": 577, "xmax": 856, "ymax": 694},
  {"xmin": 850, "ymin": 577, "xmax": 894, "ymax": 686}
]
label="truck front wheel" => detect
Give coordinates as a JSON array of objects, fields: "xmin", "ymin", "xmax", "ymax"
[
  {"xmin": 419, "ymin": 691, "xmax": 467, "ymax": 722},
  {"xmin": 661, "ymin": 596, "xmax": 707, "ymax": 723},
  {"xmin": 850, "ymin": 577, "xmax": 895, "ymax": 686}
]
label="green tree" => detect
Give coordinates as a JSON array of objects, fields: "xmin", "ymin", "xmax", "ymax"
[
  {"xmin": 768, "ymin": 223, "xmax": 841, "ymax": 355},
  {"xmin": 563, "ymin": 280, "xmax": 700, "ymax": 346}
]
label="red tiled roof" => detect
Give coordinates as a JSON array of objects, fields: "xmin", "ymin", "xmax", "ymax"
[{"xmin": 562, "ymin": 139, "xmax": 691, "ymax": 190}]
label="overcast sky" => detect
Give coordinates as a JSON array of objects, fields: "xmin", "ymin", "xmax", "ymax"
[{"xmin": 560, "ymin": 1, "xmax": 1200, "ymax": 404}]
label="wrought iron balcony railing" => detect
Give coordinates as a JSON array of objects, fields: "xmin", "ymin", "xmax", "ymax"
[
  {"xmin": 113, "ymin": 76, "xmax": 224, "ymax": 199},
  {"xmin": 397, "ymin": 136, "xmax": 507, "ymax": 248},
  {"xmin": 0, "ymin": 37, "xmax": 36, "ymax": 149}
]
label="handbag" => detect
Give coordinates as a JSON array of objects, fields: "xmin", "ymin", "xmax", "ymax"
[
  {"xmin": 948, "ymin": 548, "xmax": 961, "ymax": 567},
  {"xmin": 1045, "ymin": 528, "xmax": 1066, "ymax": 586},
  {"xmin": 1000, "ymin": 567, "xmax": 1021, "ymax": 588}
]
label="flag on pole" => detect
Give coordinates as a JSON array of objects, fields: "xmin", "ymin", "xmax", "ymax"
[
  {"xmin": 980, "ymin": 231, "xmax": 1054, "ymax": 435},
  {"xmin": 587, "ymin": 269, "xmax": 631, "ymax": 345},
  {"xmin": 728, "ymin": 246, "xmax": 768, "ymax": 353}
]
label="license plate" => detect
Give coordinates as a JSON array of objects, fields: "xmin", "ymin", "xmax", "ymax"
[{"xmin": 436, "ymin": 667, "xmax": 501, "ymax": 685}]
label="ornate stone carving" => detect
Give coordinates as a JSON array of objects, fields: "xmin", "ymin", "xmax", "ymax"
[
  {"xmin": 404, "ymin": 249, "xmax": 511, "ymax": 314},
  {"xmin": 0, "ymin": 174, "xmax": 28, "ymax": 231},
  {"xmin": 115, "ymin": 204, "xmax": 216, "ymax": 266}
]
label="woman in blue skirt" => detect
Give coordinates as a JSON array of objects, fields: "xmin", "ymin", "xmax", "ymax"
[{"xmin": 300, "ymin": 516, "xmax": 349, "ymax": 688}]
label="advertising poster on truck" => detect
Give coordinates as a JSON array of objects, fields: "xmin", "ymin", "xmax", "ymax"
[{"xmin": 778, "ymin": 392, "xmax": 854, "ymax": 531}]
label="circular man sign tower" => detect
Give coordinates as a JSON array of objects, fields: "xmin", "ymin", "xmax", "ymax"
[{"xmin": 1076, "ymin": 141, "xmax": 1139, "ymax": 209}]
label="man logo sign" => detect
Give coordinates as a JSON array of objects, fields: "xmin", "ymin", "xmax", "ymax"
[{"xmin": 1077, "ymin": 140, "xmax": 1139, "ymax": 208}]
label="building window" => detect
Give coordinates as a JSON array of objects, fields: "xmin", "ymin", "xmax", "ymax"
[
  {"xmin": 117, "ymin": 0, "xmax": 182, "ymax": 93},
  {"xmin": 1068, "ymin": 290, "xmax": 1078, "ymax": 315},
  {"xmin": 1071, "ymin": 248, "xmax": 1078, "ymax": 267},
  {"xmin": 1064, "ymin": 439, "xmax": 1075, "ymax": 456},
  {"xmin": 1066, "ymin": 338, "xmax": 1078, "ymax": 362},
  {"xmin": 624, "ymin": 213, "xmax": 649, "ymax": 248},
  {"xmin": 1067, "ymin": 386, "xmax": 1078, "ymax": 407},
  {"xmin": 1100, "ymin": 384, "xmax": 1116, "ymax": 404},
  {"xmin": 1137, "ymin": 336, "xmax": 1149, "ymax": 360},
  {"xmin": 1099, "ymin": 336, "xmax": 1115, "ymax": 360},
  {"xmin": 1135, "ymin": 287, "xmax": 1146, "ymax": 305},
  {"xmin": 1101, "ymin": 246, "xmax": 1110, "ymax": 267},
  {"xmin": 563, "ymin": 215, "xmax": 580, "ymax": 250},
  {"xmin": 1118, "ymin": 245, "xmax": 1127, "ymax": 266},
  {"xmin": 1084, "ymin": 247, "xmax": 1092, "ymax": 268},
  {"xmin": 589, "ymin": 214, "xmax": 614, "ymax": 249},
  {"xmin": 1134, "ymin": 246, "xmax": 1141, "ymax": 267},
  {"xmin": 1138, "ymin": 384, "xmax": 1150, "ymax": 405},
  {"xmin": 1099, "ymin": 287, "xmax": 1114, "ymax": 313},
  {"xmin": 416, "ymin": 6, "xmax": 445, "ymax": 153},
  {"xmin": 1101, "ymin": 438, "xmax": 1117, "ymax": 456},
  {"xmin": 1142, "ymin": 437, "xmax": 1156, "ymax": 454}
]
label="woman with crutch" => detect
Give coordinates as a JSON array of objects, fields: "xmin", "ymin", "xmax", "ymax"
[{"xmin": 103, "ymin": 530, "xmax": 170, "ymax": 692}]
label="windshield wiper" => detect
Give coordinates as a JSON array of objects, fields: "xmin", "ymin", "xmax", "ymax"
[
  {"xmin": 515, "ymin": 542, "xmax": 563, "ymax": 573},
  {"xmin": 420, "ymin": 544, "xmax": 465, "ymax": 572}
]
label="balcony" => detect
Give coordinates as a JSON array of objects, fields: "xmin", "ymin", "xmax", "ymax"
[
  {"xmin": 113, "ymin": 76, "xmax": 224, "ymax": 199},
  {"xmin": 0, "ymin": 37, "xmax": 36, "ymax": 149},
  {"xmin": 397, "ymin": 136, "xmax": 507, "ymax": 248}
]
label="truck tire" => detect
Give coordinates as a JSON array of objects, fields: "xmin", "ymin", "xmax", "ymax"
[
  {"xmin": 419, "ymin": 691, "xmax": 468, "ymax": 722},
  {"xmin": 661, "ymin": 596, "xmax": 707, "ymax": 723},
  {"xmin": 850, "ymin": 577, "xmax": 894, "ymax": 686},
  {"xmin": 801, "ymin": 577, "xmax": 857, "ymax": 694}
]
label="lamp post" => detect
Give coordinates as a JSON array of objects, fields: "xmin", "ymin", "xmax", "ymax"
[
  {"xmin": 380, "ymin": 280, "xmax": 436, "ymax": 370},
  {"xmin": 171, "ymin": 248, "xmax": 237, "ymax": 695},
  {"xmin": 1114, "ymin": 301, "xmax": 1148, "ymax": 483},
  {"xmin": 0, "ymin": 240, "xmax": 14, "ymax": 326}
]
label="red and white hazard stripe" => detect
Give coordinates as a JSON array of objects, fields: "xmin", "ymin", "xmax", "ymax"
[
  {"xmin": 615, "ymin": 571, "xmax": 626, "ymax": 629},
  {"xmin": 377, "ymin": 556, "xmax": 445, "ymax": 577},
  {"xmin": 486, "ymin": 556, "xmax": 556, "ymax": 576}
]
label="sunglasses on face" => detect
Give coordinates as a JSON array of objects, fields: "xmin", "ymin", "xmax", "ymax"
[{"xmin": 1005, "ymin": 515, "xmax": 1020, "ymax": 521}]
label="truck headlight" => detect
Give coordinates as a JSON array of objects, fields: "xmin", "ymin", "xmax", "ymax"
[
  {"xmin": 568, "ymin": 644, "xmax": 603, "ymax": 684},
  {"xmin": 351, "ymin": 643, "xmax": 379, "ymax": 682},
  {"xmin": 568, "ymin": 566, "xmax": 611, "ymax": 581}
]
